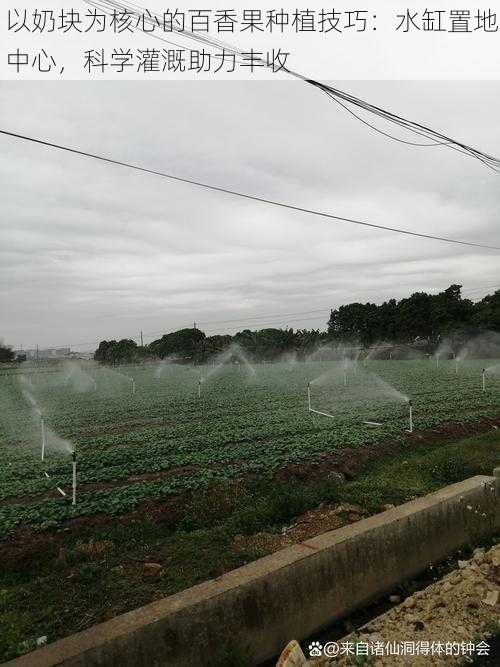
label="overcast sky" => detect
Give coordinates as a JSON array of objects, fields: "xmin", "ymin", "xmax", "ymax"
[{"xmin": 1, "ymin": 80, "xmax": 499, "ymax": 351}]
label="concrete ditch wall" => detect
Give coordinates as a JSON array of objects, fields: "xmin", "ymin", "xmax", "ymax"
[{"xmin": 5, "ymin": 474, "xmax": 499, "ymax": 667}]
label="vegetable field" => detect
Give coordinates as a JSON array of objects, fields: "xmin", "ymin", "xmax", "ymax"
[{"xmin": 1, "ymin": 359, "xmax": 499, "ymax": 539}]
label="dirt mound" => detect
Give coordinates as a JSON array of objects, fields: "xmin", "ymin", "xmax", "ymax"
[
  {"xmin": 277, "ymin": 417, "xmax": 500, "ymax": 484},
  {"xmin": 233, "ymin": 503, "xmax": 367, "ymax": 556}
]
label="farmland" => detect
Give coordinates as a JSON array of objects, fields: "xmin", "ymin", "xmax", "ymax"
[
  {"xmin": 0, "ymin": 357, "xmax": 499, "ymax": 661},
  {"xmin": 0, "ymin": 358, "xmax": 499, "ymax": 538}
]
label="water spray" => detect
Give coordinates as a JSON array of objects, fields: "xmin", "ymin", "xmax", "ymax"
[{"xmin": 72, "ymin": 451, "xmax": 77, "ymax": 506}]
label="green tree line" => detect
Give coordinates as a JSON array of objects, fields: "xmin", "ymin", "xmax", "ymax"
[
  {"xmin": 328, "ymin": 284, "xmax": 500, "ymax": 346},
  {"xmin": 91, "ymin": 285, "xmax": 500, "ymax": 365}
]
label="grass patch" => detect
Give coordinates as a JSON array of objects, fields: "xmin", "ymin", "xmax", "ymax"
[{"xmin": 0, "ymin": 429, "xmax": 499, "ymax": 662}]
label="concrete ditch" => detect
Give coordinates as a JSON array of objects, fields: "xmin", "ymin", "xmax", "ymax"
[{"xmin": 5, "ymin": 472, "xmax": 499, "ymax": 667}]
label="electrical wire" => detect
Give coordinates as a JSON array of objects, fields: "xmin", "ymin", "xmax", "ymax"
[
  {"xmin": 1, "ymin": 128, "xmax": 499, "ymax": 251},
  {"xmin": 19, "ymin": 283, "xmax": 498, "ymax": 351},
  {"xmin": 85, "ymin": 0, "xmax": 500, "ymax": 172}
]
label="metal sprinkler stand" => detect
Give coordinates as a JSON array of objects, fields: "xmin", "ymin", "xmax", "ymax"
[
  {"xmin": 406, "ymin": 400, "xmax": 414, "ymax": 433},
  {"xmin": 198, "ymin": 378, "xmax": 202, "ymax": 398},
  {"xmin": 307, "ymin": 381, "xmax": 335, "ymax": 419},
  {"xmin": 41, "ymin": 416, "xmax": 46, "ymax": 462},
  {"xmin": 482, "ymin": 369, "xmax": 486, "ymax": 393},
  {"xmin": 72, "ymin": 451, "xmax": 77, "ymax": 506}
]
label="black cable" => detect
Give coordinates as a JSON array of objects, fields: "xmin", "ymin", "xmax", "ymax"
[
  {"xmin": 2, "ymin": 128, "xmax": 499, "ymax": 251},
  {"xmin": 85, "ymin": 0, "xmax": 500, "ymax": 172}
]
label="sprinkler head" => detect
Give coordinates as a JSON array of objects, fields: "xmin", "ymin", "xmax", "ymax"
[
  {"xmin": 408, "ymin": 399, "xmax": 413, "ymax": 407},
  {"xmin": 72, "ymin": 451, "xmax": 77, "ymax": 463}
]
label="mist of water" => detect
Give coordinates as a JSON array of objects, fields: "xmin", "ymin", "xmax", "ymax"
[
  {"xmin": 359, "ymin": 370, "xmax": 409, "ymax": 404},
  {"xmin": 486, "ymin": 363, "xmax": 500, "ymax": 374},
  {"xmin": 203, "ymin": 343, "xmax": 256, "ymax": 383},
  {"xmin": 19, "ymin": 376, "xmax": 74, "ymax": 456},
  {"xmin": 97, "ymin": 366, "xmax": 135, "ymax": 394},
  {"xmin": 434, "ymin": 339, "xmax": 453, "ymax": 361},
  {"xmin": 61, "ymin": 361, "xmax": 97, "ymax": 393},
  {"xmin": 457, "ymin": 332, "xmax": 500, "ymax": 361}
]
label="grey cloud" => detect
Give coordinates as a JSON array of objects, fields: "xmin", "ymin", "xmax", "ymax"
[{"xmin": 1, "ymin": 80, "xmax": 499, "ymax": 349}]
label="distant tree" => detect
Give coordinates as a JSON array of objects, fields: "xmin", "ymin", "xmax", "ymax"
[
  {"xmin": 327, "ymin": 285, "xmax": 482, "ymax": 347},
  {"xmin": 397, "ymin": 292, "xmax": 434, "ymax": 342},
  {"xmin": 149, "ymin": 328, "xmax": 205, "ymax": 360},
  {"xmin": 473, "ymin": 290, "xmax": 500, "ymax": 332},
  {"xmin": 94, "ymin": 340, "xmax": 116, "ymax": 363},
  {"xmin": 94, "ymin": 339, "xmax": 139, "ymax": 364},
  {"xmin": 233, "ymin": 329, "xmax": 256, "ymax": 353},
  {"xmin": 295, "ymin": 329, "xmax": 326, "ymax": 357},
  {"xmin": 328, "ymin": 302, "xmax": 379, "ymax": 345},
  {"xmin": 0, "ymin": 343, "xmax": 15, "ymax": 363},
  {"xmin": 92, "ymin": 285, "xmax": 497, "ymax": 366},
  {"xmin": 253, "ymin": 328, "xmax": 296, "ymax": 360},
  {"xmin": 432, "ymin": 285, "xmax": 473, "ymax": 337},
  {"xmin": 204, "ymin": 335, "xmax": 233, "ymax": 360},
  {"xmin": 114, "ymin": 339, "xmax": 139, "ymax": 363}
]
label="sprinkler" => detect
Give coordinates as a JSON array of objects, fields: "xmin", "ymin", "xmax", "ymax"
[
  {"xmin": 343, "ymin": 369, "xmax": 348, "ymax": 386},
  {"xmin": 482, "ymin": 368, "xmax": 486, "ymax": 392},
  {"xmin": 455, "ymin": 358, "xmax": 459, "ymax": 375},
  {"xmin": 198, "ymin": 378, "xmax": 202, "ymax": 398},
  {"xmin": 435, "ymin": 357, "xmax": 439, "ymax": 369},
  {"xmin": 41, "ymin": 416, "xmax": 46, "ymax": 462},
  {"xmin": 131, "ymin": 378, "xmax": 136, "ymax": 395},
  {"xmin": 72, "ymin": 451, "xmax": 77, "ymax": 506},
  {"xmin": 306, "ymin": 381, "xmax": 334, "ymax": 419},
  {"xmin": 407, "ymin": 400, "xmax": 413, "ymax": 433}
]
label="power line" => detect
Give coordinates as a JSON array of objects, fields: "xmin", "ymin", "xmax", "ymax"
[
  {"xmin": 1, "ymin": 128, "xmax": 499, "ymax": 251},
  {"xmin": 20, "ymin": 283, "xmax": 499, "ymax": 351},
  {"xmin": 87, "ymin": 0, "xmax": 500, "ymax": 173},
  {"xmin": 196, "ymin": 308, "xmax": 330, "ymax": 326}
]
